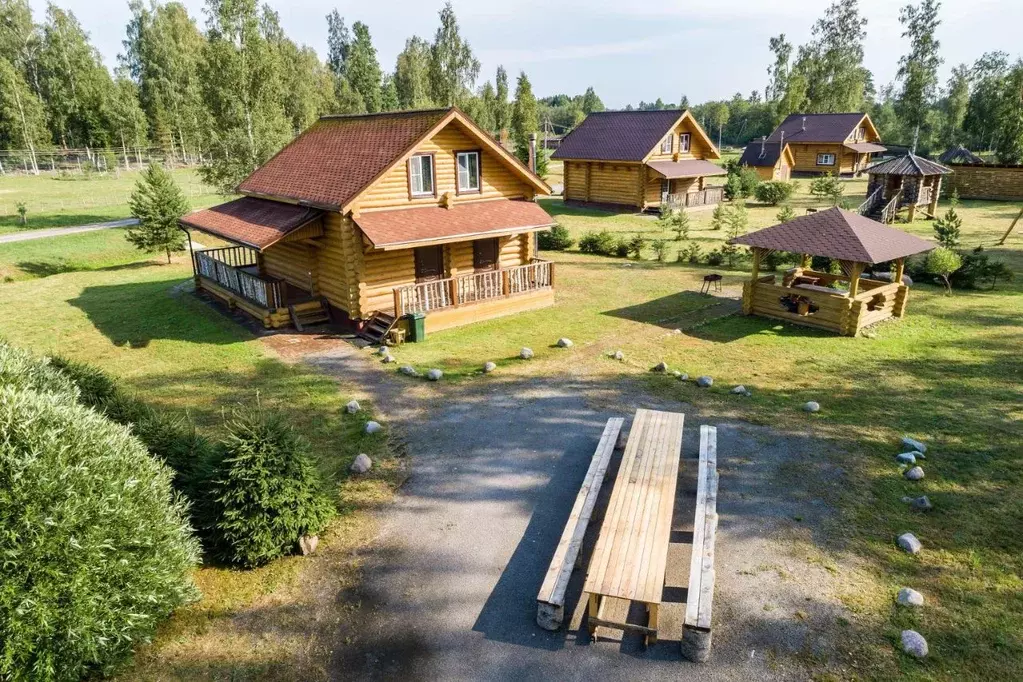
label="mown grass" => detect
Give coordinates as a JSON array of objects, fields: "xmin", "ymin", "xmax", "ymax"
[
  {"xmin": 0, "ymin": 167, "xmax": 223, "ymax": 234},
  {"xmin": 387, "ymin": 183, "xmax": 1023, "ymax": 680},
  {"xmin": 0, "ymin": 259, "xmax": 403, "ymax": 679},
  {"xmin": 0, "ymin": 227, "xmax": 154, "ymax": 282}
]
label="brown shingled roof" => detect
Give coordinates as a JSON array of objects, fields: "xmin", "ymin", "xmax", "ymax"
[
  {"xmin": 354, "ymin": 199, "xmax": 554, "ymax": 249},
  {"xmin": 552, "ymin": 110, "xmax": 685, "ymax": 161},
  {"xmin": 739, "ymin": 140, "xmax": 787, "ymax": 167},
  {"xmin": 238, "ymin": 109, "xmax": 450, "ymax": 210},
  {"xmin": 865, "ymin": 153, "xmax": 951, "ymax": 177},
  {"xmin": 646, "ymin": 159, "xmax": 727, "ymax": 179},
  {"xmin": 730, "ymin": 207, "xmax": 933, "ymax": 264},
  {"xmin": 767, "ymin": 113, "xmax": 870, "ymax": 144},
  {"xmin": 180, "ymin": 197, "xmax": 322, "ymax": 250}
]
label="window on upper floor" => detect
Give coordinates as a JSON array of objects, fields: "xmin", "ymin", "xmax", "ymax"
[
  {"xmin": 457, "ymin": 151, "xmax": 481, "ymax": 193},
  {"xmin": 817, "ymin": 153, "xmax": 836, "ymax": 166},
  {"xmin": 679, "ymin": 133, "xmax": 691, "ymax": 153},
  {"xmin": 409, "ymin": 154, "xmax": 435, "ymax": 196},
  {"xmin": 660, "ymin": 135, "xmax": 673, "ymax": 154},
  {"xmin": 857, "ymin": 126, "xmax": 867, "ymax": 141}
]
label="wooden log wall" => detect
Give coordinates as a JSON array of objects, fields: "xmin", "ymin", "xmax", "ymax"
[
  {"xmin": 945, "ymin": 164, "xmax": 1023, "ymax": 201},
  {"xmin": 788, "ymin": 143, "xmax": 858, "ymax": 174},
  {"xmin": 314, "ymin": 212, "xmax": 362, "ymax": 317},
  {"xmin": 743, "ymin": 279, "xmax": 908, "ymax": 336},
  {"xmin": 262, "ymin": 242, "xmax": 316, "ymax": 293}
]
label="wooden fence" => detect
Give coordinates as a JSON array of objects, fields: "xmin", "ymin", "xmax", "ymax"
[{"xmin": 945, "ymin": 163, "xmax": 1023, "ymax": 201}]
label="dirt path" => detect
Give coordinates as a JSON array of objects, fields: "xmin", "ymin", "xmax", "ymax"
[{"xmin": 292, "ymin": 340, "xmax": 874, "ymax": 681}]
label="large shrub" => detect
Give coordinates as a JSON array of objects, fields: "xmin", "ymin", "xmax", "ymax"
[
  {"xmin": 537, "ymin": 223, "xmax": 573, "ymax": 251},
  {"xmin": 206, "ymin": 411, "xmax": 334, "ymax": 567},
  {"xmin": 0, "ymin": 387, "xmax": 199, "ymax": 681},
  {"xmin": 754, "ymin": 180, "xmax": 796, "ymax": 205},
  {"xmin": 0, "ymin": 341, "xmax": 78, "ymax": 402},
  {"xmin": 578, "ymin": 230, "xmax": 618, "ymax": 256}
]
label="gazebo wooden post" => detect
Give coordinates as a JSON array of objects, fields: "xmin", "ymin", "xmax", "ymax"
[
  {"xmin": 750, "ymin": 247, "xmax": 762, "ymax": 281},
  {"xmin": 929, "ymin": 176, "xmax": 941, "ymax": 216},
  {"xmin": 893, "ymin": 257, "xmax": 909, "ymax": 318},
  {"xmin": 894, "ymin": 257, "xmax": 905, "ymax": 284},
  {"xmin": 848, "ymin": 262, "xmax": 865, "ymax": 297}
]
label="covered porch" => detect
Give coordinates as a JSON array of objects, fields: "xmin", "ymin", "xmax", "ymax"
[
  {"xmin": 731, "ymin": 207, "xmax": 933, "ymax": 336},
  {"xmin": 646, "ymin": 159, "xmax": 727, "ymax": 212}
]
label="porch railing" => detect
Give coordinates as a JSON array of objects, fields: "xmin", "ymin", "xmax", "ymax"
[
  {"xmin": 857, "ymin": 187, "xmax": 882, "ymax": 216},
  {"xmin": 394, "ymin": 259, "xmax": 553, "ymax": 316},
  {"xmin": 879, "ymin": 191, "xmax": 902, "ymax": 225},
  {"xmin": 661, "ymin": 186, "xmax": 725, "ymax": 211},
  {"xmin": 193, "ymin": 246, "xmax": 282, "ymax": 310}
]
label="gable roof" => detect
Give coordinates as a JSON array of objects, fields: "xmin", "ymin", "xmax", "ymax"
[
  {"xmin": 767, "ymin": 113, "xmax": 874, "ymax": 144},
  {"xmin": 237, "ymin": 107, "xmax": 549, "ymax": 212},
  {"xmin": 730, "ymin": 207, "xmax": 933, "ymax": 264},
  {"xmin": 865, "ymin": 153, "xmax": 952, "ymax": 177},
  {"xmin": 180, "ymin": 197, "xmax": 323, "ymax": 250},
  {"xmin": 938, "ymin": 145, "xmax": 985, "ymax": 165},
  {"xmin": 551, "ymin": 110, "xmax": 718, "ymax": 162},
  {"xmin": 739, "ymin": 140, "xmax": 790, "ymax": 168}
]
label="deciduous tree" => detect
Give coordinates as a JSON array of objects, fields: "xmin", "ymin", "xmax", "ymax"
[
  {"xmin": 896, "ymin": 0, "xmax": 942, "ymax": 152},
  {"xmin": 428, "ymin": 2, "xmax": 479, "ymax": 106},
  {"xmin": 394, "ymin": 36, "xmax": 433, "ymax": 110}
]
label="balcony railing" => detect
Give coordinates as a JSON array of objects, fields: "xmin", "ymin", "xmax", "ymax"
[
  {"xmin": 193, "ymin": 246, "xmax": 283, "ymax": 310},
  {"xmin": 661, "ymin": 186, "xmax": 725, "ymax": 211},
  {"xmin": 394, "ymin": 259, "xmax": 553, "ymax": 316}
]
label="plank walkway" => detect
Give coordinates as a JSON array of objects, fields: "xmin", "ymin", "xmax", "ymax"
[{"xmin": 583, "ymin": 408, "xmax": 684, "ymax": 645}]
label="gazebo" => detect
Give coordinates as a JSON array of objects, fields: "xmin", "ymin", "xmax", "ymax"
[
  {"xmin": 730, "ymin": 207, "xmax": 934, "ymax": 336},
  {"xmin": 862, "ymin": 153, "xmax": 952, "ymax": 222},
  {"xmin": 938, "ymin": 144, "xmax": 985, "ymax": 166}
]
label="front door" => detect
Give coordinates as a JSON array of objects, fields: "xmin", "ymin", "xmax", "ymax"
[
  {"xmin": 414, "ymin": 245, "xmax": 445, "ymax": 282},
  {"xmin": 473, "ymin": 238, "xmax": 499, "ymax": 273}
]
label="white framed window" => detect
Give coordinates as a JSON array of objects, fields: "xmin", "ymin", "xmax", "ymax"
[
  {"xmin": 679, "ymin": 133, "xmax": 691, "ymax": 153},
  {"xmin": 816, "ymin": 153, "xmax": 836, "ymax": 166},
  {"xmin": 456, "ymin": 151, "xmax": 480, "ymax": 193},
  {"xmin": 660, "ymin": 135, "xmax": 672, "ymax": 153},
  {"xmin": 409, "ymin": 154, "xmax": 434, "ymax": 196},
  {"xmin": 857, "ymin": 126, "xmax": 866, "ymax": 141}
]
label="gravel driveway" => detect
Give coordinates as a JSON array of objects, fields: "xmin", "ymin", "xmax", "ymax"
[{"xmin": 301, "ymin": 343, "xmax": 866, "ymax": 681}]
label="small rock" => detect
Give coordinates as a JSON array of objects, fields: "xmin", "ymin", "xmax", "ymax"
[
  {"xmin": 902, "ymin": 436, "xmax": 927, "ymax": 454},
  {"xmin": 901, "ymin": 630, "xmax": 928, "ymax": 658},
  {"xmin": 399, "ymin": 365, "xmax": 418, "ymax": 377},
  {"xmin": 897, "ymin": 588, "xmax": 925, "ymax": 607},
  {"xmin": 901, "ymin": 496, "xmax": 914, "ymax": 503},
  {"xmin": 377, "ymin": 346, "xmax": 390, "ymax": 356},
  {"xmin": 803, "ymin": 401, "xmax": 820, "ymax": 413},
  {"xmin": 652, "ymin": 361, "xmax": 669, "ymax": 373},
  {"xmin": 904, "ymin": 466, "xmax": 925, "ymax": 481},
  {"xmin": 426, "ymin": 368, "xmax": 443, "ymax": 381},
  {"xmin": 672, "ymin": 370, "xmax": 682, "ymax": 378},
  {"xmin": 350, "ymin": 453, "xmax": 373, "ymax": 473},
  {"xmin": 345, "ymin": 400, "xmax": 361, "ymax": 414},
  {"xmin": 483, "ymin": 361, "xmax": 497, "ymax": 373},
  {"xmin": 863, "ymin": 331, "xmax": 877, "ymax": 339},
  {"xmin": 365, "ymin": 421, "xmax": 383, "ymax": 434},
  {"xmin": 910, "ymin": 496, "xmax": 932, "ymax": 511},
  {"xmin": 897, "ymin": 532, "xmax": 922, "ymax": 554},
  {"xmin": 299, "ymin": 535, "xmax": 319, "ymax": 556},
  {"xmin": 672, "ymin": 329, "xmax": 682, "ymax": 335},
  {"xmin": 896, "ymin": 452, "xmax": 917, "ymax": 465},
  {"xmin": 380, "ymin": 353, "xmax": 396, "ymax": 363},
  {"xmin": 556, "ymin": 337, "xmax": 573, "ymax": 348},
  {"xmin": 678, "ymin": 372, "xmax": 689, "ymax": 381},
  {"xmin": 520, "ymin": 347, "xmax": 534, "ymax": 360},
  {"xmin": 612, "ymin": 350, "xmax": 624, "ymax": 361},
  {"xmin": 697, "ymin": 376, "xmax": 713, "ymax": 388},
  {"xmin": 731, "ymin": 385, "xmax": 747, "ymax": 395}
]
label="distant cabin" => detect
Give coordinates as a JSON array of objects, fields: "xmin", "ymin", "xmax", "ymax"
[
  {"xmin": 738, "ymin": 140, "xmax": 796, "ymax": 181},
  {"xmin": 745, "ymin": 113, "xmax": 886, "ymax": 177},
  {"xmin": 551, "ymin": 110, "xmax": 726, "ymax": 212},
  {"xmin": 179, "ymin": 107, "xmax": 555, "ymax": 338}
]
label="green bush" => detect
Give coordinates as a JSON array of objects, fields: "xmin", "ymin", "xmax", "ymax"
[
  {"xmin": 613, "ymin": 237, "xmax": 630, "ymax": 258},
  {"xmin": 0, "ymin": 386, "xmax": 199, "ymax": 681},
  {"xmin": 776, "ymin": 204, "xmax": 797, "ymax": 223},
  {"xmin": 578, "ymin": 230, "xmax": 617, "ymax": 255},
  {"xmin": 754, "ymin": 180, "xmax": 796, "ymax": 205},
  {"xmin": 809, "ymin": 172, "xmax": 844, "ymax": 205},
  {"xmin": 724, "ymin": 166, "xmax": 760, "ymax": 200},
  {"xmin": 537, "ymin": 223, "xmax": 573, "ymax": 251},
  {"xmin": 651, "ymin": 239, "xmax": 669, "ymax": 262},
  {"xmin": 627, "ymin": 235, "xmax": 646, "ymax": 259},
  {"xmin": 0, "ymin": 341, "xmax": 78, "ymax": 403},
  {"xmin": 677, "ymin": 241, "xmax": 703, "ymax": 264},
  {"xmin": 705, "ymin": 249, "xmax": 725, "ymax": 266},
  {"xmin": 207, "ymin": 410, "xmax": 334, "ymax": 567}
]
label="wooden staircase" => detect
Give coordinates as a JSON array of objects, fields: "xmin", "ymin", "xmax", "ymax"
[
  {"xmin": 358, "ymin": 311, "xmax": 398, "ymax": 344},
  {"xmin": 288, "ymin": 298, "xmax": 331, "ymax": 331}
]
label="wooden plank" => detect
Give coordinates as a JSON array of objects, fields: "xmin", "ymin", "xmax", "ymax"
[
  {"xmin": 536, "ymin": 418, "xmax": 624, "ymax": 631},
  {"xmin": 682, "ymin": 425, "xmax": 719, "ymax": 663}
]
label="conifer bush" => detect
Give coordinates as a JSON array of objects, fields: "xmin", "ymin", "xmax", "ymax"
[
  {"xmin": 0, "ymin": 387, "xmax": 199, "ymax": 681},
  {"xmin": 537, "ymin": 223, "xmax": 573, "ymax": 251},
  {"xmin": 0, "ymin": 341, "xmax": 78, "ymax": 402},
  {"xmin": 206, "ymin": 410, "xmax": 334, "ymax": 567}
]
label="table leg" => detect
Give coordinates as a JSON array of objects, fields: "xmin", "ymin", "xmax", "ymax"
[
  {"xmin": 646, "ymin": 604, "xmax": 659, "ymax": 646},
  {"xmin": 587, "ymin": 594, "xmax": 599, "ymax": 635}
]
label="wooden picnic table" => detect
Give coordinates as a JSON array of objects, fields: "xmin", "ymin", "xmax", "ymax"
[{"xmin": 583, "ymin": 408, "xmax": 684, "ymax": 645}]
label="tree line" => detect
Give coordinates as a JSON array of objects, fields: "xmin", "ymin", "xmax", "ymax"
[
  {"xmin": 0, "ymin": 0, "xmax": 579, "ymax": 189},
  {"xmin": 622, "ymin": 0, "xmax": 1023, "ymax": 163}
]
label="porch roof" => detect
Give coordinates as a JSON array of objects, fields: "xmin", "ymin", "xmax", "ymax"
[
  {"xmin": 730, "ymin": 207, "xmax": 934, "ymax": 264},
  {"xmin": 844, "ymin": 142, "xmax": 887, "ymax": 154},
  {"xmin": 179, "ymin": 197, "xmax": 323, "ymax": 250},
  {"xmin": 354, "ymin": 199, "xmax": 555, "ymax": 250},
  {"xmin": 646, "ymin": 159, "xmax": 727, "ymax": 179}
]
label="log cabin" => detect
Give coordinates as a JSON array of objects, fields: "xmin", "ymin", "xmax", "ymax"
[
  {"xmin": 738, "ymin": 139, "xmax": 796, "ymax": 181},
  {"xmin": 179, "ymin": 107, "xmax": 554, "ymax": 341},
  {"xmin": 551, "ymin": 110, "xmax": 726, "ymax": 212},
  {"xmin": 751, "ymin": 113, "xmax": 886, "ymax": 176}
]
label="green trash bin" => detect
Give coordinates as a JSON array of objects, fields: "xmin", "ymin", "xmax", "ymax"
[{"xmin": 405, "ymin": 312, "xmax": 426, "ymax": 343}]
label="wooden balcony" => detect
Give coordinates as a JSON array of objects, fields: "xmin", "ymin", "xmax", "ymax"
[
  {"xmin": 661, "ymin": 186, "xmax": 725, "ymax": 211},
  {"xmin": 392, "ymin": 259, "xmax": 555, "ymax": 332},
  {"xmin": 193, "ymin": 246, "xmax": 284, "ymax": 310}
]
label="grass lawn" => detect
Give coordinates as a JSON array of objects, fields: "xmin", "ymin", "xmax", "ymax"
[
  {"xmin": 386, "ymin": 183, "xmax": 1023, "ymax": 680},
  {"xmin": 0, "ymin": 167, "xmax": 223, "ymax": 234},
  {"xmin": 0, "ymin": 257, "xmax": 403, "ymax": 679},
  {"xmin": 0, "ymin": 227, "xmax": 158, "ymax": 282}
]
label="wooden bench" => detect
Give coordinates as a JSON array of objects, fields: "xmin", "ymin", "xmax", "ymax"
[
  {"xmin": 681, "ymin": 425, "xmax": 719, "ymax": 662},
  {"xmin": 583, "ymin": 408, "xmax": 684, "ymax": 646},
  {"xmin": 536, "ymin": 418, "xmax": 625, "ymax": 631}
]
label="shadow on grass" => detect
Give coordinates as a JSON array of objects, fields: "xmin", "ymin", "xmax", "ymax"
[{"xmin": 16, "ymin": 258, "xmax": 155, "ymax": 279}]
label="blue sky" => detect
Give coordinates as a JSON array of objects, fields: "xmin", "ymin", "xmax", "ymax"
[{"xmin": 32, "ymin": 0, "xmax": 1023, "ymax": 108}]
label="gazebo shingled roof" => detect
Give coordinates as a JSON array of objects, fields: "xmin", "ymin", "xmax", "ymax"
[
  {"xmin": 730, "ymin": 207, "xmax": 934, "ymax": 264},
  {"xmin": 865, "ymin": 152, "xmax": 951, "ymax": 177},
  {"xmin": 938, "ymin": 145, "xmax": 985, "ymax": 165}
]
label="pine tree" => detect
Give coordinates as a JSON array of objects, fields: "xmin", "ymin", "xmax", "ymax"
[
  {"xmin": 721, "ymin": 203, "xmax": 749, "ymax": 268},
  {"xmin": 126, "ymin": 163, "xmax": 189, "ymax": 263},
  {"xmin": 777, "ymin": 204, "xmax": 797, "ymax": 223},
  {"xmin": 933, "ymin": 191, "xmax": 963, "ymax": 248},
  {"xmin": 511, "ymin": 71, "xmax": 538, "ymax": 166},
  {"xmin": 494, "ymin": 66, "xmax": 511, "ymax": 133}
]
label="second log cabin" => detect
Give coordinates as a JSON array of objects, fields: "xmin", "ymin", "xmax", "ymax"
[{"xmin": 743, "ymin": 112, "xmax": 886, "ymax": 177}]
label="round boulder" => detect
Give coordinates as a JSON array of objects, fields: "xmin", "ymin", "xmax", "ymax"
[
  {"xmin": 483, "ymin": 361, "xmax": 497, "ymax": 373},
  {"xmin": 901, "ymin": 630, "xmax": 928, "ymax": 658},
  {"xmin": 902, "ymin": 436, "xmax": 927, "ymax": 454},
  {"xmin": 520, "ymin": 347, "xmax": 534, "ymax": 360},
  {"xmin": 399, "ymin": 365, "xmax": 418, "ymax": 377},
  {"xmin": 652, "ymin": 362, "xmax": 669, "ymax": 373},
  {"xmin": 556, "ymin": 338, "xmax": 573, "ymax": 348},
  {"xmin": 910, "ymin": 495, "xmax": 933, "ymax": 511},
  {"xmin": 346, "ymin": 399, "xmax": 361, "ymax": 414},
  {"xmin": 904, "ymin": 466, "xmax": 925, "ymax": 481},
  {"xmin": 696, "ymin": 376, "xmax": 713, "ymax": 388},
  {"xmin": 897, "ymin": 532, "xmax": 922, "ymax": 554},
  {"xmin": 612, "ymin": 350, "xmax": 624, "ymax": 361},
  {"xmin": 350, "ymin": 453, "xmax": 373, "ymax": 473},
  {"xmin": 365, "ymin": 421, "xmax": 383, "ymax": 435},
  {"xmin": 803, "ymin": 401, "xmax": 821, "ymax": 413},
  {"xmin": 426, "ymin": 368, "xmax": 443, "ymax": 382},
  {"xmin": 381, "ymin": 353, "xmax": 397, "ymax": 364},
  {"xmin": 897, "ymin": 588, "xmax": 925, "ymax": 607},
  {"xmin": 678, "ymin": 372, "xmax": 689, "ymax": 382},
  {"xmin": 731, "ymin": 385, "xmax": 747, "ymax": 395},
  {"xmin": 895, "ymin": 452, "xmax": 917, "ymax": 465}
]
